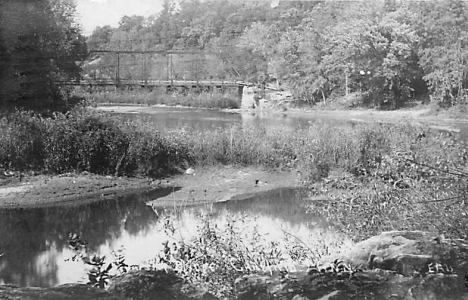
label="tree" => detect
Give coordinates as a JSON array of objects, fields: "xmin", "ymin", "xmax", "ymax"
[
  {"xmin": 118, "ymin": 15, "xmax": 145, "ymax": 32},
  {"xmin": 0, "ymin": 0, "xmax": 87, "ymax": 110},
  {"xmin": 413, "ymin": 0, "xmax": 468, "ymax": 106},
  {"xmin": 320, "ymin": 1, "xmax": 421, "ymax": 108},
  {"xmin": 87, "ymin": 26, "xmax": 113, "ymax": 50}
]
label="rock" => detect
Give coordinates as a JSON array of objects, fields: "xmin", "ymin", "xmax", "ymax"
[
  {"xmin": 0, "ymin": 270, "xmax": 218, "ymax": 300},
  {"xmin": 236, "ymin": 267, "xmax": 465, "ymax": 300},
  {"xmin": 236, "ymin": 231, "xmax": 468, "ymax": 300},
  {"xmin": 332, "ymin": 231, "xmax": 456, "ymax": 276},
  {"xmin": 108, "ymin": 269, "xmax": 218, "ymax": 300},
  {"xmin": 185, "ymin": 167, "xmax": 195, "ymax": 175},
  {"xmin": 265, "ymin": 90, "xmax": 293, "ymax": 104},
  {"xmin": 0, "ymin": 283, "xmax": 115, "ymax": 300},
  {"xmin": 292, "ymin": 295, "xmax": 310, "ymax": 300}
]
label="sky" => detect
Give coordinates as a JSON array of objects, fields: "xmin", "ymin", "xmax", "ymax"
[{"xmin": 74, "ymin": 0, "xmax": 164, "ymax": 36}]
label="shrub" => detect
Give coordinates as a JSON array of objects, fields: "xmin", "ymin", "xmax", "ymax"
[
  {"xmin": 42, "ymin": 108, "xmax": 130, "ymax": 175},
  {"xmin": 0, "ymin": 111, "xmax": 46, "ymax": 170},
  {"xmin": 123, "ymin": 122, "xmax": 191, "ymax": 177},
  {"xmin": 0, "ymin": 108, "xmax": 191, "ymax": 177},
  {"xmin": 306, "ymin": 128, "xmax": 468, "ymax": 241}
]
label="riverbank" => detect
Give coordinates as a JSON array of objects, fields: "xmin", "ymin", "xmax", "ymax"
[
  {"xmin": 0, "ymin": 166, "xmax": 300, "ymax": 209},
  {"xmin": 0, "ymin": 172, "xmax": 156, "ymax": 208}
]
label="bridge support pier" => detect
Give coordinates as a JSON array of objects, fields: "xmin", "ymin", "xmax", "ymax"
[{"xmin": 237, "ymin": 85, "xmax": 244, "ymax": 101}]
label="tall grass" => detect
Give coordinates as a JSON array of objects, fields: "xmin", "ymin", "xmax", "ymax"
[
  {"xmin": 0, "ymin": 107, "xmax": 436, "ymax": 180},
  {"xmin": 0, "ymin": 108, "xmax": 190, "ymax": 177},
  {"xmin": 305, "ymin": 125, "xmax": 468, "ymax": 241},
  {"xmin": 75, "ymin": 87, "xmax": 240, "ymax": 109}
]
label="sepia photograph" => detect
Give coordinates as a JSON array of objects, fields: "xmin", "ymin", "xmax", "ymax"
[{"xmin": 0, "ymin": 0, "xmax": 468, "ymax": 299}]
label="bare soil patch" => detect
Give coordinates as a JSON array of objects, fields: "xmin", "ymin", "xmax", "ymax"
[
  {"xmin": 147, "ymin": 165, "xmax": 301, "ymax": 207},
  {"xmin": 0, "ymin": 172, "xmax": 156, "ymax": 208},
  {"xmin": 0, "ymin": 166, "xmax": 300, "ymax": 209}
]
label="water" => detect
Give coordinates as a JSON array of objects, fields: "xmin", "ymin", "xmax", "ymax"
[
  {"xmin": 0, "ymin": 188, "xmax": 347, "ymax": 288},
  {"xmin": 102, "ymin": 105, "xmax": 468, "ymax": 139},
  {"xmin": 104, "ymin": 105, "xmax": 359, "ymax": 132}
]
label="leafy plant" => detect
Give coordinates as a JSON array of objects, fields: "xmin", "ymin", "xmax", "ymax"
[
  {"xmin": 86, "ymin": 255, "xmax": 113, "ymax": 289},
  {"xmin": 306, "ymin": 129, "xmax": 468, "ymax": 241},
  {"xmin": 151, "ymin": 212, "xmax": 344, "ymax": 298},
  {"xmin": 67, "ymin": 232, "xmax": 128, "ymax": 288}
]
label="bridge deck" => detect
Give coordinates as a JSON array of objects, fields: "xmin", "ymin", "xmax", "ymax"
[{"xmin": 60, "ymin": 79, "xmax": 250, "ymax": 87}]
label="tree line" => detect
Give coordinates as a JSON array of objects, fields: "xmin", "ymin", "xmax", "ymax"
[
  {"xmin": 86, "ymin": 0, "xmax": 468, "ymax": 109},
  {"xmin": 2, "ymin": 0, "xmax": 468, "ymax": 110}
]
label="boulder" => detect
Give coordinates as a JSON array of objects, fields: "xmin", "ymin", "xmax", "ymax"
[
  {"xmin": 265, "ymin": 90, "xmax": 293, "ymax": 104},
  {"xmin": 0, "ymin": 270, "xmax": 218, "ymax": 300},
  {"xmin": 0, "ymin": 283, "xmax": 115, "ymax": 300},
  {"xmin": 332, "ymin": 231, "xmax": 458, "ymax": 276},
  {"xmin": 236, "ymin": 264, "xmax": 465, "ymax": 300},
  {"xmin": 107, "ymin": 269, "xmax": 217, "ymax": 300},
  {"xmin": 236, "ymin": 231, "xmax": 468, "ymax": 300}
]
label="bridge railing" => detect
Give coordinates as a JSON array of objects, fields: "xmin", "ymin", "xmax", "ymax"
[{"xmin": 59, "ymin": 79, "xmax": 252, "ymax": 87}]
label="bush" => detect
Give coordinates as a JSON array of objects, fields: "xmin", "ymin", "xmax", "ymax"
[
  {"xmin": 306, "ymin": 127, "xmax": 468, "ymax": 241},
  {"xmin": 123, "ymin": 122, "xmax": 191, "ymax": 177},
  {"xmin": 0, "ymin": 108, "xmax": 192, "ymax": 178},
  {"xmin": 42, "ymin": 109, "xmax": 129, "ymax": 174},
  {"xmin": 0, "ymin": 111, "xmax": 46, "ymax": 170}
]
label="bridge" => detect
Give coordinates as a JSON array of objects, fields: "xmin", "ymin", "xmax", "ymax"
[
  {"xmin": 64, "ymin": 49, "xmax": 256, "ymax": 98},
  {"xmin": 61, "ymin": 79, "xmax": 250, "ymax": 88},
  {"xmin": 61, "ymin": 78, "xmax": 250, "ymax": 99}
]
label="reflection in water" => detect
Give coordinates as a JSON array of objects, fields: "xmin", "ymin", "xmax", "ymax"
[
  {"xmin": 0, "ymin": 188, "xmax": 349, "ymax": 288},
  {"xmin": 120, "ymin": 107, "xmax": 242, "ymax": 131},
  {"xmin": 116, "ymin": 106, "xmax": 468, "ymax": 141},
  {"xmin": 0, "ymin": 189, "xmax": 172, "ymax": 287},
  {"xmin": 115, "ymin": 106, "xmax": 359, "ymax": 132}
]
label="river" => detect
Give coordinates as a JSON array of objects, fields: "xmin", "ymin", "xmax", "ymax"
[{"xmin": 0, "ymin": 105, "xmax": 466, "ymax": 288}]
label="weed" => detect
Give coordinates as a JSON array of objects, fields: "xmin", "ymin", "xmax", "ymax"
[{"xmin": 306, "ymin": 129, "xmax": 468, "ymax": 241}]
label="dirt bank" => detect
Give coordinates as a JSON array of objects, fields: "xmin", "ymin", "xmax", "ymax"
[
  {"xmin": 0, "ymin": 172, "xmax": 158, "ymax": 208},
  {"xmin": 147, "ymin": 165, "xmax": 301, "ymax": 207},
  {"xmin": 0, "ymin": 166, "xmax": 300, "ymax": 209}
]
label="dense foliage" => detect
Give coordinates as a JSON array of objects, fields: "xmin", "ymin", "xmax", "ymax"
[
  {"xmin": 0, "ymin": 0, "xmax": 86, "ymax": 110},
  {"xmin": 306, "ymin": 127, "xmax": 468, "ymax": 241},
  {"xmin": 84, "ymin": 0, "xmax": 468, "ymax": 109},
  {"xmin": 0, "ymin": 109, "xmax": 189, "ymax": 177}
]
